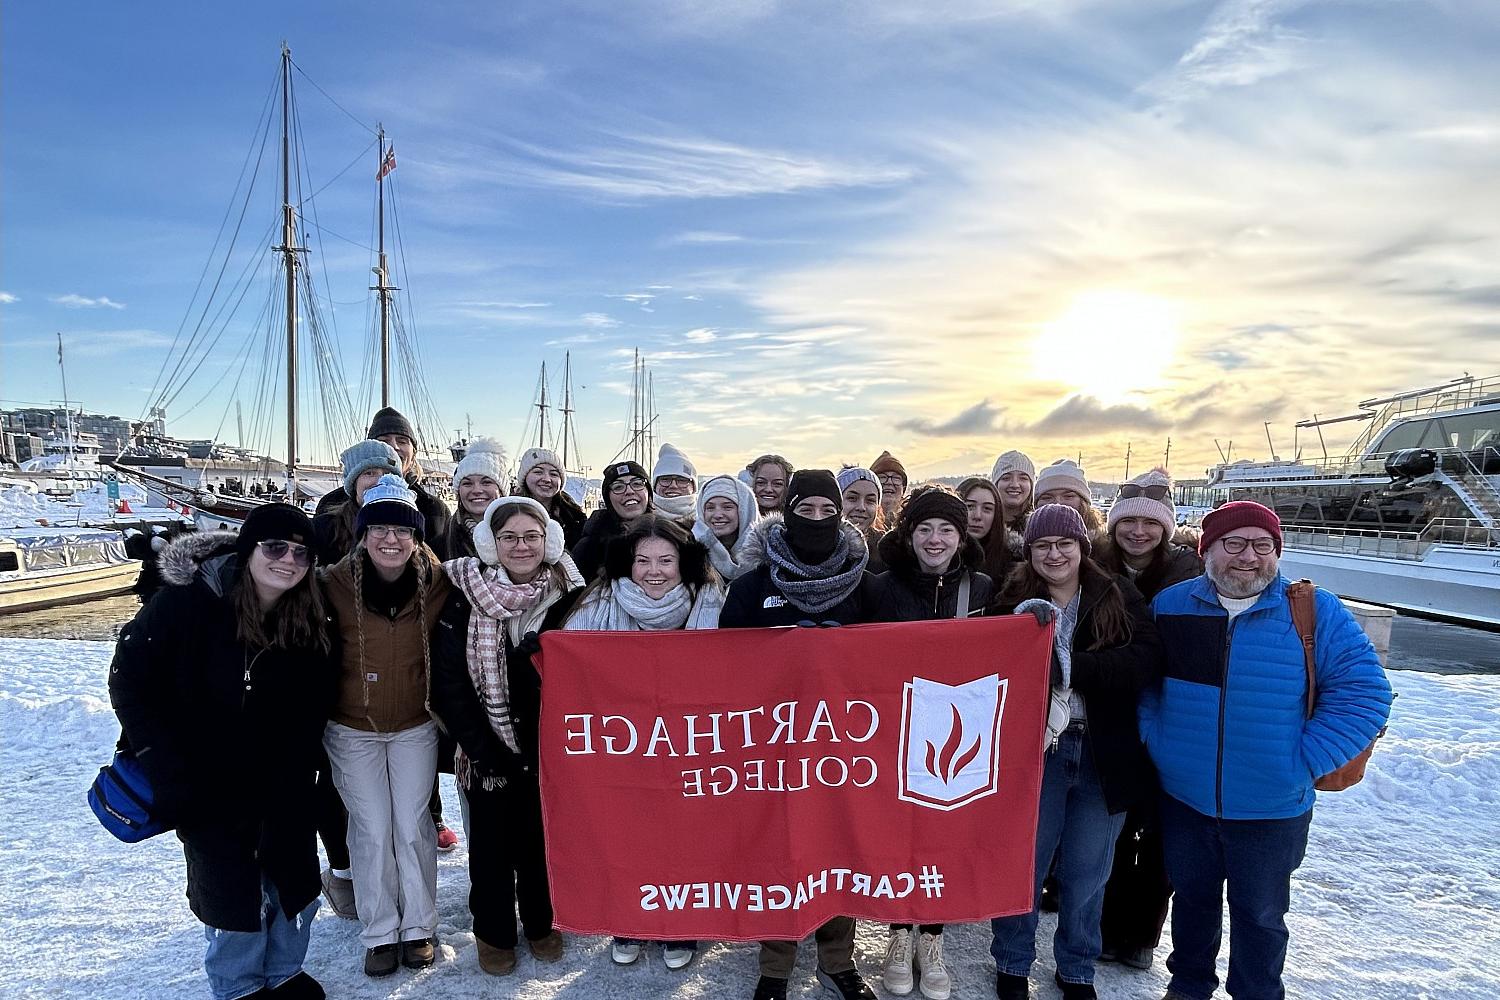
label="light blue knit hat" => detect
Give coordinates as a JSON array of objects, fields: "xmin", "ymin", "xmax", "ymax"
[
  {"xmin": 836, "ymin": 466, "xmax": 880, "ymax": 496},
  {"xmin": 340, "ymin": 439, "xmax": 402, "ymax": 500}
]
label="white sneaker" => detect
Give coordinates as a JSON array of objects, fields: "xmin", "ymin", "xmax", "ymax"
[
  {"xmin": 882, "ymin": 928, "xmax": 915, "ymax": 996},
  {"xmin": 662, "ymin": 941, "xmax": 697, "ymax": 970},
  {"xmin": 610, "ymin": 938, "xmax": 642, "ymax": 965},
  {"xmin": 915, "ymin": 931, "xmax": 951, "ymax": 1000}
]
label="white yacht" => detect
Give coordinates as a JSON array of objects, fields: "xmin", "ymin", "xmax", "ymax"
[{"xmin": 1201, "ymin": 375, "xmax": 1499, "ymax": 628}]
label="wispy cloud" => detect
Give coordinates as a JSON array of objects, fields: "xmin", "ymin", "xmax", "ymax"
[
  {"xmin": 0, "ymin": 292, "xmax": 17, "ymax": 304},
  {"xmin": 896, "ymin": 399, "xmax": 1004, "ymax": 437},
  {"xmin": 13, "ymin": 329, "xmax": 170, "ymax": 356},
  {"xmin": 50, "ymin": 293, "xmax": 125, "ymax": 310},
  {"xmin": 671, "ymin": 230, "xmax": 745, "ymax": 244},
  {"xmin": 580, "ymin": 312, "xmax": 620, "ymax": 329},
  {"xmin": 683, "ymin": 328, "xmax": 718, "ymax": 343},
  {"xmin": 1142, "ymin": 0, "xmax": 1310, "ymax": 107},
  {"xmin": 428, "ymin": 131, "xmax": 914, "ymax": 202}
]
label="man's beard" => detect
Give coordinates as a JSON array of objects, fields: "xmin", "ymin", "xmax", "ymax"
[{"xmin": 1207, "ymin": 561, "xmax": 1278, "ymax": 599}]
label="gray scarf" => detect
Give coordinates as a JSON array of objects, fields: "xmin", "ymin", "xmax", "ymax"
[{"xmin": 764, "ymin": 520, "xmax": 869, "ymax": 615}]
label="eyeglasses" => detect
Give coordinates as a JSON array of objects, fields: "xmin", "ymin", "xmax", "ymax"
[
  {"xmin": 877, "ymin": 474, "xmax": 906, "ymax": 485},
  {"xmin": 497, "ymin": 531, "xmax": 545, "ymax": 547},
  {"xmin": 608, "ymin": 478, "xmax": 648, "ymax": 495},
  {"xmin": 655, "ymin": 475, "xmax": 694, "ymax": 489},
  {"xmin": 1030, "ymin": 538, "xmax": 1080, "ymax": 555},
  {"xmin": 1118, "ymin": 483, "xmax": 1171, "ymax": 501},
  {"xmin": 367, "ymin": 525, "xmax": 415, "ymax": 540},
  {"xmin": 1219, "ymin": 535, "xmax": 1277, "ymax": 555},
  {"xmin": 257, "ymin": 539, "xmax": 311, "ymax": 567}
]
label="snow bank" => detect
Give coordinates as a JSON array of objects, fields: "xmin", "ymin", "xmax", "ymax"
[
  {"xmin": 1, "ymin": 637, "xmax": 1495, "ymax": 999},
  {"xmin": 1, "ymin": 480, "xmax": 185, "ymax": 530}
]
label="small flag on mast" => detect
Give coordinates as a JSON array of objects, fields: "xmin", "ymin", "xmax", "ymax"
[{"xmin": 377, "ymin": 147, "xmax": 397, "ymax": 181}]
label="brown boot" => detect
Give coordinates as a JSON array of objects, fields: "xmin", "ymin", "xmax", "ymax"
[
  {"xmin": 400, "ymin": 937, "xmax": 435, "ymax": 970},
  {"xmin": 527, "ymin": 930, "xmax": 565, "ymax": 963},
  {"xmin": 477, "ymin": 939, "xmax": 517, "ymax": 976}
]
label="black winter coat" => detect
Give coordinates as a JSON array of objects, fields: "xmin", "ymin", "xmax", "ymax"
[
  {"xmin": 719, "ymin": 517, "xmax": 879, "ymax": 628},
  {"xmin": 107, "ymin": 535, "xmax": 336, "ymax": 931},
  {"xmin": 869, "ymin": 529, "xmax": 996, "ymax": 621},
  {"xmin": 996, "ymin": 572, "xmax": 1163, "ymax": 814},
  {"xmin": 430, "ymin": 587, "xmax": 580, "ymax": 776},
  {"xmin": 570, "ymin": 508, "xmax": 629, "ymax": 584},
  {"xmin": 316, "ymin": 477, "xmax": 453, "ymax": 560}
]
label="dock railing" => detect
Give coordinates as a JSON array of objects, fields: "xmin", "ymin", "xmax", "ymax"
[{"xmin": 1283, "ymin": 517, "xmax": 1499, "ymax": 561}]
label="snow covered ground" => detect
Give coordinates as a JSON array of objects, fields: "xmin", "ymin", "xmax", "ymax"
[{"xmin": 2, "ymin": 636, "xmax": 1496, "ymax": 1000}]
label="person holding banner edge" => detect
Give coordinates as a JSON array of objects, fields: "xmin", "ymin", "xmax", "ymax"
[
  {"xmin": 562, "ymin": 513, "xmax": 726, "ymax": 971},
  {"xmin": 989, "ymin": 503, "xmax": 1164, "ymax": 1000},
  {"xmin": 720, "ymin": 467, "xmax": 880, "ymax": 1000},
  {"xmin": 431, "ymin": 496, "xmax": 586, "ymax": 976},
  {"xmin": 867, "ymin": 485, "xmax": 998, "ymax": 1000}
]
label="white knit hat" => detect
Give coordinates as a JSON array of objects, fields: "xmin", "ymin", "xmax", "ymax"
[
  {"xmin": 451, "ymin": 437, "xmax": 509, "ymax": 492},
  {"xmin": 989, "ymin": 450, "xmax": 1036, "ymax": 485},
  {"xmin": 1034, "ymin": 459, "xmax": 1091, "ymax": 503},
  {"xmin": 694, "ymin": 474, "xmax": 757, "ymax": 538},
  {"xmin": 1107, "ymin": 467, "xmax": 1177, "ymax": 537},
  {"xmin": 472, "ymin": 495, "xmax": 565, "ymax": 567},
  {"xmin": 518, "ymin": 447, "xmax": 566, "ymax": 489},
  {"xmin": 652, "ymin": 442, "xmax": 697, "ymax": 487}
]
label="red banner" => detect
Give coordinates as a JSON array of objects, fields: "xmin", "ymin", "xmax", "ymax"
[{"xmin": 536, "ymin": 616, "xmax": 1052, "ymax": 940}]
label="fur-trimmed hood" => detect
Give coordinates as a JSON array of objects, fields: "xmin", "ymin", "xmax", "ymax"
[
  {"xmin": 735, "ymin": 513, "xmax": 870, "ymax": 575},
  {"xmin": 157, "ymin": 530, "xmax": 239, "ymax": 595}
]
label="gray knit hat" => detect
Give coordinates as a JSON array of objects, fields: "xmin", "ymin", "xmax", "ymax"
[
  {"xmin": 340, "ymin": 439, "xmax": 402, "ymax": 500},
  {"xmin": 989, "ymin": 450, "xmax": 1036, "ymax": 485},
  {"xmin": 518, "ymin": 447, "xmax": 566, "ymax": 489},
  {"xmin": 1107, "ymin": 467, "xmax": 1177, "ymax": 538}
]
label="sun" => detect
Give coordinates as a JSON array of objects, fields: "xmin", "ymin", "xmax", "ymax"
[{"xmin": 1030, "ymin": 290, "xmax": 1182, "ymax": 402}]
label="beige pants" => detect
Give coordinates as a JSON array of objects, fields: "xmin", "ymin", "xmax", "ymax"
[
  {"xmin": 324, "ymin": 721, "xmax": 438, "ymax": 949},
  {"xmin": 759, "ymin": 916, "xmax": 857, "ymax": 978}
]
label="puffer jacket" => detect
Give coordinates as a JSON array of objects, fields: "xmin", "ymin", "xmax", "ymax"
[
  {"xmin": 1142, "ymin": 574, "xmax": 1393, "ymax": 820},
  {"xmin": 720, "ymin": 515, "xmax": 878, "ymax": 628},
  {"xmin": 107, "ymin": 532, "xmax": 336, "ymax": 931}
]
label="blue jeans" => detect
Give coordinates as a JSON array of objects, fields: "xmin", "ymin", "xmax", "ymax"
[
  {"xmin": 991, "ymin": 728, "xmax": 1126, "ymax": 984},
  {"xmin": 1160, "ymin": 793, "xmax": 1313, "ymax": 1000},
  {"xmin": 202, "ymin": 877, "xmax": 318, "ymax": 1000}
]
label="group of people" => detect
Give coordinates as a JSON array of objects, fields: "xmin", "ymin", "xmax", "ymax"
[{"xmin": 105, "ymin": 406, "xmax": 1393, "ymax": 1000}]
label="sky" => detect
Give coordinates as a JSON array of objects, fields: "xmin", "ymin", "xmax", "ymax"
[{"xmin": 2, "ymin": 0, "xmax": 1497, "ymax": 482}]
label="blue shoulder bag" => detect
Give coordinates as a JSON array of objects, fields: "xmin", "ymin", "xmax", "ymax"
[{"xmin": 88, "ymin": 749, "xmax": 172, "ymax": 843}]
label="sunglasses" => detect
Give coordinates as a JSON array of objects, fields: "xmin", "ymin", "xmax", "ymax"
[
  {"xmin": 1118, "ymin": 483, "xmax": 1172, "ymax": 501},
  {"xmin": 257, "ymin": 539, "xmax": 311, "ymax": 567}
]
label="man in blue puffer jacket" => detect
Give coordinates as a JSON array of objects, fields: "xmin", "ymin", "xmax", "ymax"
[{"xmin": 1141, "ymin": 501, "xmax": 1392, "ymax": 1000}]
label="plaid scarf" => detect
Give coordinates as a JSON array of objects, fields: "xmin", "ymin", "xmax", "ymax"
[{"xmin": 443, "ymin": 557, "xmax": 548, "ymax": 790}]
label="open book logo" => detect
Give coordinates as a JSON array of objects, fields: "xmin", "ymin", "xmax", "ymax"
[{"xmin": 898, "ymin": 674, "xmax": 1007, "ymax": 811}]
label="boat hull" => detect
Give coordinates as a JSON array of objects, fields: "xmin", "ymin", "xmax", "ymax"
[
  {"xmin": 0, "ymin": 561, "xmax": 141, "ymax": 614},
  {"xmin": 1278, "ymin": 545, "xmax": 1500, "ymax": 629}
]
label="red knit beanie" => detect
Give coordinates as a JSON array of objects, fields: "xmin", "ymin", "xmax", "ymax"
[{"xmin": 1199, "ymin": 501, "xmax": 1282, "ymax": 556}]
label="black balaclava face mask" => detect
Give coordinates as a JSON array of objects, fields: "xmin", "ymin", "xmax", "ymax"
[{"xmin": 783, "ymin": 469, "xmax": 843, "ymax": 565}]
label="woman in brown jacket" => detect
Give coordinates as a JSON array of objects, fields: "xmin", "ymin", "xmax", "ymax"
[{"xmin": 321, "ymin": 474, "xmax": 451, "ymax": 978}]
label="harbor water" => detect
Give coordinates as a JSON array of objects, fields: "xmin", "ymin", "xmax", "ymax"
[{"xmin": 2, "ymin": 593, "xmax": 1495, "ymax": 673}]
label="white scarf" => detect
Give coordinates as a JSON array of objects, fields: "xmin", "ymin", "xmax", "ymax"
[
  {"xmin": 693, "ymin": 522, "xmax": 751, "ymax": 581},
  {"xmin": 651, "ymin": 491, "xmax": 696, "ymax": 521},
  {"xmin": 565, "ymin": 577, "xmax": 724, "ymax": 631}
]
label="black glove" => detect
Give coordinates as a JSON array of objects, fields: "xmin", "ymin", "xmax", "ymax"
[{"xmin": 515, "ymin": 632, "xmax": 544, "ymax": 658}]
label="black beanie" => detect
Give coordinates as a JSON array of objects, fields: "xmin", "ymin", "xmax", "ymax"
[
  {"xmin": 783, "ymin": 469, "xmax": 841, "ymax": 513},
  {"xmin": 602, "ymin": 461, "xmax": 650, "ymax": 493},
  {"xmin": 783, "ymin": 469, "xmax": 843, "ymax": 565},
  {"xmin": 898, "ymin": 485, "xmax": 969, "ymax": 537},
  {"xmin": 235, "ymin": 503, "xmax": 314, "ymax": 561},
  {"xmin": 366, "ymin": 406, "xmax": 417, "ymax": 443}
]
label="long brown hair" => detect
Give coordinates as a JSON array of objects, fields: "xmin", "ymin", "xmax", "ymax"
[
  {"xmin": 233, "ymin": 562, "xmax": 332, "ymax": 654},
  {"xmin": 350, "ymin": 541, "xmax": 436, "ymax": 713},
  {"xmin": 997, "ymin": 552, "xmax": 1133, "ymax": 651},
  {"xmin": 958, "ymin": 477, "xmax": 1013, "ymax": 583}
]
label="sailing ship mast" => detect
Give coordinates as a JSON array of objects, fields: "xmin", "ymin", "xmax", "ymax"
[
  {"xmin": 559, "ymin": 351, "xmax": 584, "ymax": 476},
  {"xmin": 372, "ymin": 126, "xmax": 398, "ymax": 406},
  {"xmin": 536, "ymin": 361, "xmax": 551, "ymax": 448},
  {"xmin": 273, "ymin": 43, "xmax": 304, "ymax": 493}
]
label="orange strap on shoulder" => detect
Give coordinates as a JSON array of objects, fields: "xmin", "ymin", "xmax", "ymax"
[{"xmin": 1287, "ymin": 579, "xmax": 1318, "ymax": 718}]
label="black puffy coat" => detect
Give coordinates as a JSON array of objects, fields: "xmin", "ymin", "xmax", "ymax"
[
  {"xmin": 996, "ymin": 572, "xmax": 1163, "ymax": 814},
  {"xmin": 430, "ymin": 585, "xmax": 580, "ymax": 775},
  {"xmin": 720, "ymin": 516, "xmax": 879, "ymax": 628},
  {"xmin": 570, "ymin": 508, "xmax": 630, "ymax": 584},
  {"xmin": 107, "ymin": 533, "xmax": 336, "ymax": 931}
]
